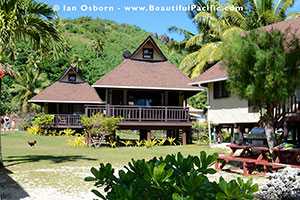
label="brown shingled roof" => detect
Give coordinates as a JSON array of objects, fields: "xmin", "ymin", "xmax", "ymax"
[
  {"xmin": 30, "ymin": 82, "xmax": 103, "ymax": 104},
  {"xmin": 93, "ymin": 59, "xmax": 201, "ymax": 91},
  {"xmin": 191, "ymin": 62, "xmax": 228, "ymax": 85},
  {"xmin": 192, "ymin": 17, "xmax": 300, "ymax": 86}
]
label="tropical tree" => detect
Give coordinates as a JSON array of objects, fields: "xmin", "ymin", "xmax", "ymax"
[
  {"xmin": 0, "ymin": 64, "xmax": 14, "ymax": 167},
  {"xmin": 10, "ymin": 53, "xmax": 49, "ymax": 113},
  {"xmin": 175, "ymin": 0, "xmax": 300, "ymax": 78},
  {"xmin": 222, "ymin": 30, "xmax": 300, "ymax": 148},
  {"xmin": 0, "ymin": 0, "xmax": 63, "ymax": 60},
  {"xmin": 91, "ymin": 37, "xmax": 104, "ymax": 58},
  {"xmin": 0, "ymin": 0, "xmax": 63, "ymax": 167}
]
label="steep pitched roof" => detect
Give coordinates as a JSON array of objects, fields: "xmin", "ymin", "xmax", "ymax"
[
  {"xmin": 93, "ymin": 59, "xmax": 201, "ymax": 91},
  {"xmin": 192, "ymin": 17, "xmax": 300, "ymax": 86},
  {"xmin": 94, "ymin": 36, "xmax": 201, "ymax": 91},
  {"xmin": 30, "ymin": 66, "xmax": 103, "ymax": 104},
  {"xmin": 30, "ymin": 82, "xmax": 103, "ymax": 104}
]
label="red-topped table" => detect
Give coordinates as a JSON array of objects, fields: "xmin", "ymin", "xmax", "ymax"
[{"xmin": 216, "ymin": 144, "xmax": 283, "ymax": 176}]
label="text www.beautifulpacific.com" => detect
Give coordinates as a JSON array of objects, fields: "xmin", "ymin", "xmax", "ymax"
[
  {"xmin": 56, "ymin": 4, "xmax": 244, "ymax": 13},
  {"xmin": 123, "ymin": 4, "xmax": 244, "ymax": 12}
]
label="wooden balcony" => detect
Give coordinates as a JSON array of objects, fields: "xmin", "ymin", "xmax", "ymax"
[
  {"xmin": 52, "ymin": 105, "xmax": 191, "ymax": 129},
  {"xmin": 85, "ymin": 105, "xmax": 190, "ymax": 122}
]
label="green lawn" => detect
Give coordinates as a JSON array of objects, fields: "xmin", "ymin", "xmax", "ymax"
[
  {"xmin": 1, "ymin": 132, "xmax": 228, "ymax": 199},
  {"xmin": 2, "ymin": 132, "xmax": 225, "ymax": 170}
]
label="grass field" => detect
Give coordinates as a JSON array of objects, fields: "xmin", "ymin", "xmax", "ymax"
[{"xmin": 1, "ymin": 132, "xmax": 227, "ymax": 200}]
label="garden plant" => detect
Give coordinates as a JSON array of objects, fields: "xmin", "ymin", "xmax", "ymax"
[{"xmin": 85, "ymin": 151, "xmax": 258, "ymax": 200}]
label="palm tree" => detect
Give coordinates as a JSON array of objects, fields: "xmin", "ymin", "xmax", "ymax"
[
  {"xmin": 0, "ymin": 0, "xmax": 63, "ymax": 59},
  {"xmin": 176, "ymin": 0, "xmax": 299, "ymax": 78},
  {"xmin": 10, "ymin": 54, "xmax": 49, "ymax": 113}
]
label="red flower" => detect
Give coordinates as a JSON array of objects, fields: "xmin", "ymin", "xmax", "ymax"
[{"xmin": 0, "ymin": 68, "xmax": 5, "ymax": 79}]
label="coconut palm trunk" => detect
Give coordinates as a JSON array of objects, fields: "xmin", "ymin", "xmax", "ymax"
[{"xmin": 0, "ymin": 78, "xmax": 3, "ymax": 168}]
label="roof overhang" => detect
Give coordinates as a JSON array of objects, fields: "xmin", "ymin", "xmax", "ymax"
[
  {"xmin": 190, "ymin": 77, "xmax": 228, "ymax": 87},
  {"xmin": 92, "ymin": 85, "xmax": 203, "ymax": 91},
  {"xmin": 29, "ymin": 100, "xmax": 104, "ymax": 104}
]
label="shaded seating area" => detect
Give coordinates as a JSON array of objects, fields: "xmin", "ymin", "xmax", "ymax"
[
  {"xmin": 215, "ymin": 144, "xmax": 285, "ymax": 176},
  {"xmin": 216, "ymin": 134, "xmax": 300, "ymax": 176}
]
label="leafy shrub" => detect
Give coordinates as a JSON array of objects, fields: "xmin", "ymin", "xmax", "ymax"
[
  {"xmin": 85, "ymin": 152, "xmax": 258, "ymax": 200},
  {"xmin": 109, "ymin": 140, "xmax": 117, "ymax": 148},
  {"xmin": 135, "ymin": 140, "xmax": 143, "ymax": 147},
  {"xmin": 67, "ymin": 135, "xmax": 86, "ymax": 147},
  {"xmin": 32, "ymin": 113, "xmax": 54, "ymax": 127},
  {"xmin": 81, "ymin": 113, "xmax": 121, "ymax": 136},
  {"xmin": 59, "ymin": 128, "xmax": 76, "ymax": 136},
  {"xmin": 167, "ymin": 137, "xmax": 176, "ymax": 145},
  {"xmin": 144, "ymin": 139, "xmax": 157, "ymax": 148},
  {"xmin": 27, "ymin": 126, "xmax": 40, "ymax": 135},
  {"xmin": 27, "ymin": 114, "xmax": 55, "ymax": 135},
  {"xmin": 157, "ymin": 138, "xmax": 166, "ymax": 146},
  {"xmin": 222, "ymin": 131, "xmax": 231, "ymax": 142},
  {"xmin": 121, "ymin": 140, "xmax": 132, "ymax": 147},
  {"xmin": 193, "ymin": 122, "xmax": 209, "ymax": 144}
]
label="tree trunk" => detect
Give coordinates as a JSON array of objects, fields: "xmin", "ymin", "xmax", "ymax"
[
  {"xmin": 265, "ymin": 121, "xmax": 275, "ymax": 149},
  {"xmin": 0, "ymin": 78, "xmax": 3, "ymax": 168},
  {"xmin": 264, "ymin": 105, "xmax": 276, "ymax": 149}
]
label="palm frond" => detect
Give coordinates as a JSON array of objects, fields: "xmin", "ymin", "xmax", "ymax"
[{"xmin": 185, "ymin": 34, "xmax": 203, "ymax": 48}]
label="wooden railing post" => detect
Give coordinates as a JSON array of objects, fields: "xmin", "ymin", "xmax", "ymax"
[
  {"xmin": 139, "ymin": 107, "xmax": 142, "ymax": 122},
  {"xmin": 165, "ymin": 107, "xmax": 168, "ymax": 122},
  {"xmin": 106, "ymin": 104, "xmax": 111, "ymax": 116}
]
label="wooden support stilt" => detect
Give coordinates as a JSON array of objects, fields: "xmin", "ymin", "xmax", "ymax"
[
  {"xmin": 181, "ymin": 131, "xmax": 187, "ymax": 145},
  {"xmin": 147, "ymin": 131, "xmax": 151, "ymax": 140}
]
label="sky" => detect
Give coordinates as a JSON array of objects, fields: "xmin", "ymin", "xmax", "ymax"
[{"xmin": 44, "ymin": 0, "xmax": 300, "ymax": 41}]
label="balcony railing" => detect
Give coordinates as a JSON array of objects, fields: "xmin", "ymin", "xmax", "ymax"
[
  {"xmin": 85, "ymin": 105, "xmax": 190, "ymax": 122},
  {"xmin": 52, "ymin": 105, "xmax": 190, "ymax": 128},
  {"xmin": 53, "ymin": 114, "xmax": 82, "ymax": 128}
]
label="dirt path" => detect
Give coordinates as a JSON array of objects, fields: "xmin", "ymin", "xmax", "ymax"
[{"xmin": 1, "ymin": 164, "xmax": 267, "ymax": 200}]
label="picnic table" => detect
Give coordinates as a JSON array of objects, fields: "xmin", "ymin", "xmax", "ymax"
[
  {"xmin": 272, "ymin": 147, "xmax": 300, "ymax": 166},
  {"xmin": 215, "ymin": 144, "xmax": 283, "ymax": 176}
]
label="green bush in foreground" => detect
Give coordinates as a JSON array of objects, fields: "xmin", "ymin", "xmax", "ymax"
[{"xmin": 85, "ymin": 152, "xmax": 258, "ymax": 200}]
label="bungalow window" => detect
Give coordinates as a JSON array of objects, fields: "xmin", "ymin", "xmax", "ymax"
[
  {"xmin": 143, "ymin": 48, "xmax": 154, "ymax": 59},
  {"xmin": 68, "ymin": 74, "xmax": 76, "ymax": 82},
  {"xmin": 213, "ymin": 81, "xmax": 230, "ymax": 99}
]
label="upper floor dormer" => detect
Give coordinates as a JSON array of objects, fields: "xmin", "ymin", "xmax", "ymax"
[
  {"xmin": 59, "ymin": 65, "xmax": 84, "ymax": 84},
  {"xmin": 129, "ymin": 36, "xmax": 167, "ymax": 62}
]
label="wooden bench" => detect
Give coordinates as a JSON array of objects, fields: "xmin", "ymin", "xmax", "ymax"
[{"xmin": 216, "ymin": 154, "xmax": 284, "ymax": 176}]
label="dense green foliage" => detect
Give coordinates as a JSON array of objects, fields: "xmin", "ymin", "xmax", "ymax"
[
  {"xmin": 81, "ymin": 113, "xmax": 121, "ymax": 137},
  {"xmin": 223, "ymin": 30, "xmax": 300, "ymax": 147},
  {"xmin": 85, "ymin": 152, "xmax": 258, "ymax": 200},
  {"xmin": 172, "ymin": 0, "xmax": 299, "ymax": 78},
  {"xmin": 223, "ymin": 30, "xmax": 300, "ymax": 116},
  {"xmin": 188, "ymin": 91, "xmax": 207, "ymax": 109},
  {"xmin": 32, "ymin": 113, "xmax": 55, "ymax": 127},
  {"xmin": 192, "ymin": 122, "xmax": 209, "ymax": 144}
]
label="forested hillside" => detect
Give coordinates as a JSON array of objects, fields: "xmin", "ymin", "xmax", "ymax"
[{"xmin": 0, "ymin": 17, "xmax": 184, "ymax": 114}]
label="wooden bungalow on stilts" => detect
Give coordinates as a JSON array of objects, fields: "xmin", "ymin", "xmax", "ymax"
[
  {"xmin": 29, "ymin": 66, "xmax": 104, "ymax": 128},
  {"xmin": 90, "ymin": 36, "xmax": 201, "ymax": 144},
  {"xmin": 30, "ymin": 36, "xmax": 202, "ymax": 144}
]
